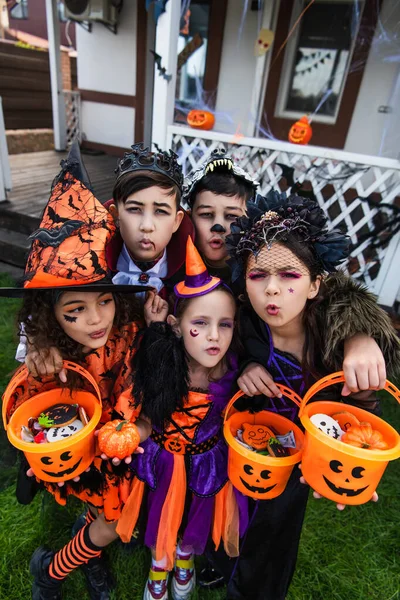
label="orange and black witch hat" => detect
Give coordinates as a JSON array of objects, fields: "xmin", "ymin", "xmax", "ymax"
[
  {"xmin": 0, "ymin": 142, "xmax": 148, "ymax": 297},
  {"xmin": 174, "ymin": 236, "xmax": 221, "ymax": 298}
]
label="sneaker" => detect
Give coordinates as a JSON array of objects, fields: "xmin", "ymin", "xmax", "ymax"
[
  {"xmin": 143, "ymin": 568, "xmax": 169, "ymax": 600},
  {"xmin": 81, "ymin": 554, "xmax": 115, "ymax": 600},
  {"xmin": 171, "ymin": 555, "xmax": 195, "ymax": 600},
  {"xmin": 30, "ymin": 547, "xmax": 63, "ymax": 600},
  {"xmin": 198, "ymin": 563, "xmax": 225, "ymax": 589}
]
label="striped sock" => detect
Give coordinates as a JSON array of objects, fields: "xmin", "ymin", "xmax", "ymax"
[
  {"xmin": 85, "ymin": 510, "xmax": 96, "ymax": 524},
  {"xmin": 48, "ymin": 523, "xmax": 102, "ymax": 581}
]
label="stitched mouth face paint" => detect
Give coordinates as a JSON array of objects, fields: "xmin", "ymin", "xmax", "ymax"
[
  {"xmin": 190, "ymin": 329, "xmax": 199, "ymax": 337},
  {"xmin": 63, "ymin": 314, "xmax": 77, "ymax": 323}
]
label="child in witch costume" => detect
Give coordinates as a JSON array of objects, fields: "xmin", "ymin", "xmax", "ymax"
[
  {"xmin": 2, "ymin": 154, "xmax": 152, "ymax": 600},
  {"xmin": 23, "ymin": 142, "xmax": 193, "ymax": 379},
  {"xmin": 211, "ymin": 193, "xmax": 400, "ymax": 600},
  {"xmin": 122, "ymin": 237, "xmax": 248, "ymax": 600},
  {"xmin": 183, "ymin": 148, "xmax": 258, "ymax": 284}
]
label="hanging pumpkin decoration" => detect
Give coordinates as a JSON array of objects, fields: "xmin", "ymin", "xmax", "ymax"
[
  {"xmin": 288, "ymin": 115, "xmax": 313, "ymax": 145},
  {"xmin": 187, "ymin": 109, "xmax": 215, "ymax": 131},
  {"xmin": 341, "ymin": 423, "xmax": 389, "ymax": 450},
  {"xmin": 98, "ymin": 419, "xmax": 140, "ymax": 459}
]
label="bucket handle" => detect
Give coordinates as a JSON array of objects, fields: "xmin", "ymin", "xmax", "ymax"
[
  {"xmin": 223, "ymin": 384, "xmax": 303, "ymax": 425},
  {"xmin": 298, "ymin": 371, "xmax": 400, "ymax": 418},
  {"xmin": 2, "ymin": 360, "xmax": 102, "ymax": 429}
]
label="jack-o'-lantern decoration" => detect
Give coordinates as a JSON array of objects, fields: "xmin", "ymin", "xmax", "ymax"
[
  {"xmin": 242, "ymin": 423, "xmax": 274, "ymax": 450},
  {"xmin": 299, "ymin": 372, "xmax": 400, "ymax": 505},
  {"xmin": 240, "ymin": 463, "xmax": 276, "ymax": 495},
  {"xmin": 288, "ymin": 115, "xmax": 312, "ymax": 145},
  {"xmin": 2, "ymin": 362, "xmax": 103, "ymax": 483},
  {"xmin": 224, "ymin": 389, "xmax": 304, "ymax": 500},
  {"xmin": 187, "ymin": 109, "xmax": 215, "ymax": 131},
  {"xmin": 164, "ymin": 437, "xmax": 186, "ymax": 454},
  {"xmin": 98, "ymin": 419, "xmax": 140, "ymax": 459}
]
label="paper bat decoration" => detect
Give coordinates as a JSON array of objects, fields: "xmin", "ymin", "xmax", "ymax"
[{"xmin": 150, "ymin": 50, "xmax": 172, "ymax": 82}]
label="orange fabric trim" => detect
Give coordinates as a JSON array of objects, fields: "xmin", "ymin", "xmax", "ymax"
[
  {"xmin": 174, "ymin": 275, "xmax": 220, "ymax": 297},
  {"xmin": 155, "ymin": 454, "xmax": 186, "ymax": 570},
  {"xmin": 212, "ymin": 483, "xmax": 228, "ymax": 551},
  {"xmin": 222, "ymin": 481, "xmax": 240, "ymax": 558},
  {"xmin": 116, "ymin": 477, "xmax": 146, "ymax": 542}
]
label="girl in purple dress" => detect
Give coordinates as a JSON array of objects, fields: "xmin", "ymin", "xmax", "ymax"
[{"xmin": 126, "ymin": 237, "xmax": 247, "ymax": 600}]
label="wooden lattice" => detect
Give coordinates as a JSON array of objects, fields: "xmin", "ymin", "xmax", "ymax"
[
  {"xmin": 167, "ymin": 126, "xmax": 400, "ymax": 306},
  {"xmin": 64, "ymin": 91, "xmax": 81, "ymax": 147}
]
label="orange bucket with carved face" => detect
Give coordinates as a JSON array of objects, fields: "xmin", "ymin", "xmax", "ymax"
[
  {"xmin": 223, "ymin": 387, "xmax": 304, "ymax": 500},
  {"xmin": 2, "ymin": 361, "xmax": 102, "ymax": 483},
  {"xmin": 299, "ymin": 372, "xmax": 400, "ymax": 505}
]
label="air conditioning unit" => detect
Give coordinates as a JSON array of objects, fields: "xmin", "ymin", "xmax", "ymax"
[{"xmin": 64, "ymin": 0, "xmax": 121, "ymax": 27}]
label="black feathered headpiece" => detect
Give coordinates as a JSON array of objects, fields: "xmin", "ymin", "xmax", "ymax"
[{"xmin": 226, "ymin": 191, "xmax": 349, "ymax": 285}]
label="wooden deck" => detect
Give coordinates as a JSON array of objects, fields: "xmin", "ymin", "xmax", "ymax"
[{"xmin": 3, "ymin": 149, "xmax": 118, "ymax": 218}]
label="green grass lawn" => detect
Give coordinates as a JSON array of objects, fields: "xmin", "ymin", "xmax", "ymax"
[{"xmin": 0, "ymin": 273, "xmax": 398, "ymax": 600}]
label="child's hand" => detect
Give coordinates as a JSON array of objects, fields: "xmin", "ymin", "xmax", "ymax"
[
  {"xmin": 144, "ymin": 290, "xmax": 169, "ymax": 326},
  {"xmin": 298, "ymin": 464, "xmax": 378, "ymax": 510},
  {"xmin": 26, "ymin": 466, "xmax": 90, "ymax": 487},
  {"xmin": 94, "ymin": 429, "xmax": 144, "ymax": 466},
  {"xmin": 25, "ymin": 346, "xmax": 67, "ymax": 383},
  {"xmin": 238, "ymin": 363, "xmax": 282, "ymax": 398},
  {"xmin": 342, "ymin": 334, "xmax": 386, "ymax": 396}
]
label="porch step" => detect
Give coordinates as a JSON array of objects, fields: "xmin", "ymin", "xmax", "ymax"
[
  {"xmin": 0, "ymin": 227, "xmax": 31, "ymax": 268},
  {"xmin": 0, "ymin": 204, "xmax": 40, "ymax": 235}
]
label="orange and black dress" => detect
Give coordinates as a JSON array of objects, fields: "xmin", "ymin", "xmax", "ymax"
[
  {"xmin": 121, "ymin": 355, "xmax": 249, "ymax": 570},
  {"xmin": 7, "ymin": 322, "xmax": 141, "ymax": 523}
]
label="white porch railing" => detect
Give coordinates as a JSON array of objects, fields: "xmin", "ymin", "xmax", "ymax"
[
  {"xmin": 167, "ymin": 125, "xmax": 400, "ymax": 308},
  {"xmin": 0, "ymin": 97, "xmax": 12, "ymax": 201},
  {"xmin": 64, "ymin": 91, "xmax": 81, "ymax": 147}
]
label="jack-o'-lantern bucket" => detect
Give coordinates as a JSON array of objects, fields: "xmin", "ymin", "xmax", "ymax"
[
  {"xmin": 223, "ymin": 387, "xmax": 304, "ymax": 500},
  {"xmin": 299, "ymin": 372, "xmax": 400, "ymax": 505},
  {"xmin": 2, "ymin": 361, "xmax": 102, "ymax": 483}
]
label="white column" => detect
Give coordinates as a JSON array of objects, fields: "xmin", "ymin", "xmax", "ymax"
[
  {"xmin": 151, "ymin": 1, "xmax": 180, "ymax": 150},
  {"xmin": 0, "ymin": 97, "xmax": 12, "ymax": 201},
  {"xmin": 45, "ymin": 0, "xmax": 67, "ymax": 151}
]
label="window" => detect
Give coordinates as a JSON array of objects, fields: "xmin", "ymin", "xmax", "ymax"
[
  {"xmin": 9, "ymin": 0, "xmax": 29, "ymax": 19},
  {"xmin": 176, "ymin": 0, "xmax": 211, "ymax": 107},
  {"xmin": 275, "ymin": 0, "xmax": 363, "ymax": 124}
]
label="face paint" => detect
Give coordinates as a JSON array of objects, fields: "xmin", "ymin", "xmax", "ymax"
[
  {"xmin": 190, "ymin": 329, "xmax": 199, "ymax": 337},
  {"xmin": 288, "ymin": 288, "xmax": 294, "ymax": 293},
  {"xmin": 63, "ymin": 315, "xmax": 77, "ymax": 323},
  {"xmin": 210, "ymin": 223, "xmax": 226, "ymax": 233}
]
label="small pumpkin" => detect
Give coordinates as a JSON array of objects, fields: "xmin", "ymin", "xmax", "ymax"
[
  {"xmin": 341, "ymin": 423, "xmax": 388, "ymax": 450},
  {"xmin": 187, "ymin": 109, "xmax": 215, "ymax": 131},
  {"xmin": 288, "ymin": 115, "xmax": 312, "ymax": 145},
  {"xmin": 98, "ymin": 419, "xmax": 140, "ymax": 459},
  {"xmin": 332, "ymin": 411, "xmax": 360, "ymax": 432},
  {"xmin": 242, "ymin": 423, "xmax": 274, "ymax": 450}
]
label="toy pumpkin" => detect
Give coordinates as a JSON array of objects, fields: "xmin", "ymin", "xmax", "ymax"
[
  {"xmin": 288, "ymin": 115, "xmax": 312, "ymax": 145},
  {"xmin": 342, "ymin": 423, "xmax": 388, "ymax": 450},
  {"xmin": 98, "ymin": 419, "xmax": 140, "ymax": 459},
  {"xmin": 187, "ymin": 109, "xmax": 215, "ymax": 131},
  {"xmin": 242, "ymin": 423, "xmax": 274, "ymax": 450}
]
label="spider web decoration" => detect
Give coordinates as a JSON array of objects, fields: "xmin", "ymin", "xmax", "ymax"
[{"xmin": 171, "ymin": 130, "xmax": 400, "ymax": 296}]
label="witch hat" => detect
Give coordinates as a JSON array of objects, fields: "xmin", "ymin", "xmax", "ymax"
[
  {"xmin": 0, "ymin": 142, "xmax": 148, "ymax": 297},
  {"xmin": 174, "ymin": 236, "xmax": 221, "ymax": 298}
]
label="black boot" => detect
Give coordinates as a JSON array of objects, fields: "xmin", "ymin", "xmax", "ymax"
[
  {"xmin": 81, "ymin": 554, "xmax": 115, "ymax": 600},
  {"xmin": 198, "ymin": 563, "xmax": 225, "ymax": 590},
  {"xmin": 30, "ymin": 547, "xmax": 63, "ymax": 600}
]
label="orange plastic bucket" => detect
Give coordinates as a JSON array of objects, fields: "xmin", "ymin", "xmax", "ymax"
[
  {"xmin": 299, "ymin": 372, "xmax": 400, "ymax": 505},
  {"xmin": 2, "ymin": 360, "xmax": 102, "ymax": 483},
  {"xmin": 223, "ymin": 387, "xmax": 304, "ymax": 500}
]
